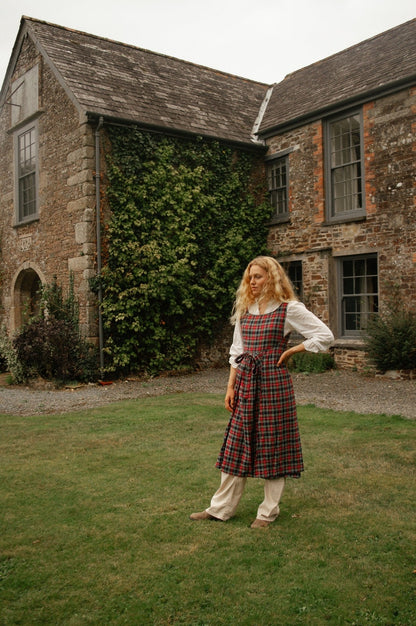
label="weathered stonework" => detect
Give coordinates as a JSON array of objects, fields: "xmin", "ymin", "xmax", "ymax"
[
  {"xmin": 0, "ymin": 36, "xmax": 98, "ymax": 340},
  {"xmin": 1, "ymin": 17, "xmax": 415, "ymax": 374},
  {"xmin": 266, "ymin": 87, "xmax": 416, "ymax": 369}
]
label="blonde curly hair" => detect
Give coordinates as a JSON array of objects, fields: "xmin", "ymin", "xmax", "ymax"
[{"xmin": 231, "ymin": 256, "xmax": 298, "ymax": 323}]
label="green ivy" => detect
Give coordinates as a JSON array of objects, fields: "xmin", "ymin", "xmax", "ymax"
[{"xmin": 101, "ymin": 128, "xmax": 271, "ymax": 374}]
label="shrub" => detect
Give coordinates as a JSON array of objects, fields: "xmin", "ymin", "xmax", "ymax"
[
  {"xmin": 364, "ymin": 304, "xmax": 416, "ymax": 372},
  {"xmin": 0, "ymin": 327, "xmax": 26, "ymax": 383},
  {"xmin": 40, "ymin": 277, "xmax": 80, "ymax": 328},
  {"xmin": 289, "ymin": 351, "xmax": 334, "ymax": 374},
  {"xmin": 0, "ymin": 351, "xmax": 7, "ymax": 373},
  {"xmin": 1, "ymin": 276, "xmax": 99, "ymax": 384},
  {"xmin": 13, "ymin": 317, "xmax": 98, "ymax": 383}
]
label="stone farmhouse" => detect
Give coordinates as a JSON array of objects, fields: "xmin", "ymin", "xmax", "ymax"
[{"xmin": 0, "ymin": 16, "xmax": 415, "ymax": 370}]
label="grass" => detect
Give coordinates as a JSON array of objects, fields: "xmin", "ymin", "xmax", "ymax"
[{"xmin": 0, "ymin": 394, "xmax": 415, "ymax": 625}]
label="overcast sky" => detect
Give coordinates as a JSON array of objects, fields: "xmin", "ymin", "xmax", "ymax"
[{"xmin": 0, "ymin": 0, "xmax": 415, "ymax": 87}]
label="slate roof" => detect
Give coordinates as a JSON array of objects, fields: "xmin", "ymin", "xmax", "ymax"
[
  {"xmin": 258, "ymin": 18, "xmax": 416, "ymax": 136},
  {"xmin": 2, "ymin": 17, "xmax": 416, "ymax": 144},
  {"xmin": 16, "ymin": 17, "xmax": 269, "ymax": 147}
]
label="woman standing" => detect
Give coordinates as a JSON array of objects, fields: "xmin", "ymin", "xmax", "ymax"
[{"xmin": 190, "ymin": 256, "xmax": 334, "ymax": 528}]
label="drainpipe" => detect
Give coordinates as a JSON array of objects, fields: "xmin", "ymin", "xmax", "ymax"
[{"xmin": 95, "ymin": 116, "xmax": 104, "ymax": 372}]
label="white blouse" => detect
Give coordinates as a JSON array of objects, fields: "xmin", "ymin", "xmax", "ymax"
[{"xmin": 229, "ymin": 300, "xmax": 334, "ymax": 368}]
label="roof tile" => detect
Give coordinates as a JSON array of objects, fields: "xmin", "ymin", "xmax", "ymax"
[
  {"xmin": 25, "ymin": 17, "xmax": 268, "ymax": 146},
  {"xmin": 259, "ymin": 18, "xmax": 416, "ymax": 134}
]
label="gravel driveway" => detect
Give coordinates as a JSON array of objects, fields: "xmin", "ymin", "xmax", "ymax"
[{"xmin": 0, "ymin": 368, "xmax": 415, "ymax": 419}]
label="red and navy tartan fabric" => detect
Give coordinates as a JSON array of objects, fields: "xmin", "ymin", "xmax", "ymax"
[{"xmin": 216, "ymin": 303, "xmax": 304, "ymax": 479}]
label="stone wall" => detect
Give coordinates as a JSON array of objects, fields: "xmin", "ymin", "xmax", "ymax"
[
  {"xmin": 266, "ymin": 87, "xmax": 416, "ymax": 370},
  {"xmin": 197, "ymin": 322, "xmax": 234, "ymax": 369},
  {"xmin": 330, "ymin": 343, "xmax": 371, "ymax": 371},
  {"xmin": 1, "ymin": 37, "xmax": 414, "ymax": 374},
  {"xmin": 0, "ymin": 36, "xmax": 98, "ymax": 340}
]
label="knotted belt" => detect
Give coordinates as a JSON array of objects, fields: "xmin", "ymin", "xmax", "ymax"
[{"xmin": 235, "ymin": 348, "xmax": 281, "ymax": 399}]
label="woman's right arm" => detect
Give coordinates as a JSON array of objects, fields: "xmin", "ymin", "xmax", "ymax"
[
  {"xmin": 225, "ymin": 366, "xmax": 237, "ymax": 412},
  {"xmin": 225, "ymin": 320, "xmax": 242, "ymax": 412}
]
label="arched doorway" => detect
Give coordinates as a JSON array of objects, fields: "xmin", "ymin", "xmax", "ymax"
[{"xmin": 13, "ymin": 267, "xmax": 43, "ymax": 328}]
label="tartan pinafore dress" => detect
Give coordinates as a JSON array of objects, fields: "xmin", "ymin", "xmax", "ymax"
[{"xmin": 216, "ymin": 303, "xmax": 304, "ymax": 480}]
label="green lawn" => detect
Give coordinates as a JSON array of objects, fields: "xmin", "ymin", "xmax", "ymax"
[{"xmin": 0, "ymin": 395, "xmax": 415, "ymax": 625}]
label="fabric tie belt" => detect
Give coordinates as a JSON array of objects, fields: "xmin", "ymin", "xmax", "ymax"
[
  {"xmin": 235, "ymin": 348, "xmax": 281, "ymax": 399},
  {"xmin": 235, "ymin": 347, "xmax": 281, "ymax": 371}
]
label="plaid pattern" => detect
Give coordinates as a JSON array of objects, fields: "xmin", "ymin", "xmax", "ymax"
[{"xmin": 216, "ymin": 303, "xmax": 304, "ymax": 479}]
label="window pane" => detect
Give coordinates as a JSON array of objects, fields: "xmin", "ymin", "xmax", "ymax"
[
  {"xmin": 345, "ymin": 314, "xmax": 358, "ymax": 331},
  {"xmin": 287, "ymin": 261, "xmax": 303, "ymax": 298},
  {"xmin": 343, "ymin": 277, "xmax": 354, "ymax": 294},
  {"xmin": 345, "ymin": 298, "xmax": 359, "ymax": 313},
  {"xmin": 345, "ymin": 297, "xmax": 360, "ymax": 331},
  {"xmin": 19, "ymin": 173, "xmax": 36, "ymax": 218},
  {"xmin": 366, "ymin": 275, "xmax": 377, "ymax": 293},
  {"xmin": 354, "ymin": 276, "xmax": 366, "ymax": 293},
  {"xmin": 18, "ymin": 129, "xmax": 36, "ymax": 174},
  {"xmin": 268, "ymin": 157, "xmax": 288, "ymax": 217},
  {"xmin": 343, "ymin": 260, "xmax": 354, "ymax": 277},
  {"xmin": 341, "ymin": 255, "xmax": 378, "ymax": 335},
  {"xmin": 329, "ymin": 113, "xmax": 363, "ymax": 216},
  {"xmin": 17, "ymin": 127, "xmax": 37, "ymax": 220},
  {"xmin": 366, "ymin": 256, "xmax": 377, "ymax": 275},
  {"xmin": 354, "ymin": 259, "xmax": 365, "ymax": 276},
  {"xmin": 276, "ymin": 189, "xmax": 286, "ymax": 214}
]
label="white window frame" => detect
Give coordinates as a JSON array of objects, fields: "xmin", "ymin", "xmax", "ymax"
[{"xmin": 14, "ymin": 120, "xmax": 39, "ymax": 225}]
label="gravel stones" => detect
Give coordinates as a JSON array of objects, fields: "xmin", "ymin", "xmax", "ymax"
[{"xmin": 0, "ymin": 368, "xmax": 415, "ymax": 419}]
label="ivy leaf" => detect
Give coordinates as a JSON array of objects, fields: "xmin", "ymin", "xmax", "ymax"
[{"xmin": 101, "ymin": 128, "xmax": 270, "ymax": 375}]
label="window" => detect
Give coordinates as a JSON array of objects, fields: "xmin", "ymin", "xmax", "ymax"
[
  {"xmin": 16, "ymin": 124, "xmax": 38, "ymax": 223},
  {"xmin": 267, "ymin": 156, "xmax": 288, "ymax": 220},
  {"xmin": 283, "ymin": 260, "xmax": 303, "ymax": 299},
  {"xmin": 10, "ymin": 66, "xmax": 40, "ymax": 224},
  {"xmin": 340, "ymin": 255, "xmax": 378, "ymax": 336},
  {"xmin": 325, "ymin": 111, "xmax": 365, "ymax": 221}
]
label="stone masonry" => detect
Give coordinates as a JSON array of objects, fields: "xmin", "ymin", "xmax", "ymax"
[
  {"xmin": 0, "ymin": 36, "xmax": 98, "ymax": 341},
  {"xmin": 1, "ymin": 17, "xmax": 415, "ymax": 373},
  {"xmin": 266, "ymin": 87, "xmax": 416, "ymax": 368}
]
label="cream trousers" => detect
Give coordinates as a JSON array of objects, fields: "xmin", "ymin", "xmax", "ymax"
[{"xmin": 206, "ymin": 472, "xmax": 285, "ymax": 522}]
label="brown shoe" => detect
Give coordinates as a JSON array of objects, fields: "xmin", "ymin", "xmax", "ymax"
[
  {"xmin": 250, "ymin": 518, "xmax": 271, "ymax": 529},
  {"xmin": 189, "ymin": 510, "xmax": 221, "ymax": 521}
]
